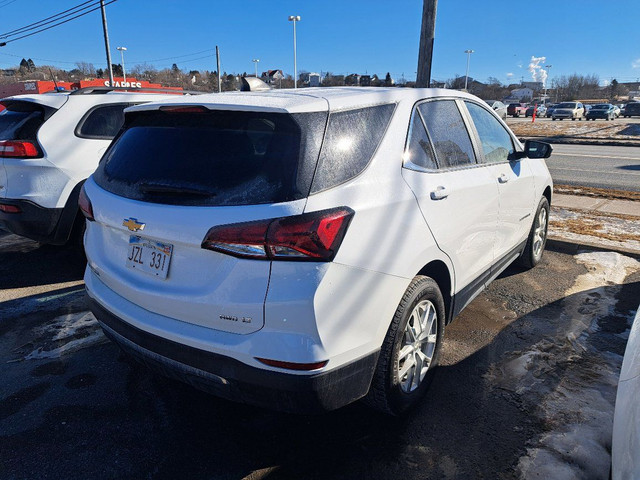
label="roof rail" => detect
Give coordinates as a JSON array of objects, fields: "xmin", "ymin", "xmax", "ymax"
[{"xmin": 69, "ymin": 86, "xmax": 209, "ymax": 96}]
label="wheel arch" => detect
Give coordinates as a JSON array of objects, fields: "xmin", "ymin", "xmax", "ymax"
[
  {"xmin": 543, "ymin": 185, "xmax": 552, "ymax": 206},
  {"xmin": 417, "ymin": 260, "xmax": 453, "ymax": 325}
]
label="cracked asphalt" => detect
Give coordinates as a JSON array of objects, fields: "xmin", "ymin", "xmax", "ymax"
[{"xmin": 1, "ymin": 229, "xmax": 639, "ymax": 480}]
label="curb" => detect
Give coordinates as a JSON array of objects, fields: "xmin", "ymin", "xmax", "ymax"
[
  {"xmin": 547, "ymin": 237, "xmax": 640, "ymax": 260},
  {"xmin": 518, "ymin": 136, "xmax": 640, "ymax": 148}
]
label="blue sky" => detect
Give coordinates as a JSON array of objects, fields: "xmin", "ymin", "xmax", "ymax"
[{"xmin": 0, "ymin": 0, "xmax": 639, "ymax": 86}]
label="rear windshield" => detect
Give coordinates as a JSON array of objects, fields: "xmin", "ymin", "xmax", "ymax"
[
  {"xmin": 558, "ymin": 102, "xmax": 577, "ymax": 108},
  {"xmin": 0, "ymin": 100, "xmax": 54, "ymax": 141},
  {"xmin": 93, "ymin": 109, "xmax": 328, "ymax": 206}
]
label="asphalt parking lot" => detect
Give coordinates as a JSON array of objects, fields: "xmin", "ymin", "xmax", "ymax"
[{"xmin": 1, "ymin": 230, "xmax": 639, "ymax": 480}]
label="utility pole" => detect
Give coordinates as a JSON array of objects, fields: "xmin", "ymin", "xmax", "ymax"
[
  {"xmin": 100, "ymin": 0, "xmax": 114, "ymax": 86},
  {"xmin": 216, "ymin": 45, "xmax": 221, "ymax": 93},
  {"xmin": 416, "ymin": 0, "xmax": 438, "ymax": 88}
]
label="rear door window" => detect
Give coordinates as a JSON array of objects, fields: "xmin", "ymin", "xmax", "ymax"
[
  {"xmin": 0, "ymin": 100, "xmax": 53, "ymax": 141},
  {"xmin": 403, "ymin": 110, "xmax": 437, "ymax": 170},
  {"xmin": 418, "ymin": 100, "xmax": 476, "ymax": 168},
  {"xmin": 93, "ymin": 109, "xmax": 327, "ymax": 206},
  {"xmin": 76, "ymin": 104, "xmax": 133, "ymax": 139}
]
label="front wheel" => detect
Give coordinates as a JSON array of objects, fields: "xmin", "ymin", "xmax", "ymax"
[
  {"xmin": 517, "ymin": 197, "xmax": 550, "ymax": 269},
  {"xmin": 365, "ymin": 276, "xmax": 445, "ymax": 415}
]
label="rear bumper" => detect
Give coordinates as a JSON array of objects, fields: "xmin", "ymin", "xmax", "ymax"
[
  {"xmin": 89, "ymin": 298, "xmax": 379, "ymax": 414},
  {"xmin": 0, "ymin": 198, "xmax": 63, "ymax": 242}
]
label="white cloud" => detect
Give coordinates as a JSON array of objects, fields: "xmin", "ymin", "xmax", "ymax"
[
  {"xmin": 506, "ymin": 72, "xmax": 514, "ymax": 78},
  {"xmin": 602, "ymin": 79, "xmax": 610, "ymax": 87},
  {"xmin": 632, "ymin": 58, "xmax": 640, "ymax": 69}
]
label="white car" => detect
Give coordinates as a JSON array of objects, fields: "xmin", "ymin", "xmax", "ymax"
[
  {"xmin": 612, "ymin": 307, "xmax": 640, "ymax": 479},
  {"xmin": 81, "ymin": 87, "xmax": 553, "ymax": 414},
  {"xmin": 0, "ymin": 87, "xmax": 186, "ymax": 244}
]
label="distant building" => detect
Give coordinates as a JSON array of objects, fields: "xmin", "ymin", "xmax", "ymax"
[
  {"xmin": 0, "ymin": 78, "xmax": 180, "ymax": 98},
  {"xmin": 522, "ymin": 81, "xmax": 543, "ymax": 92},
  {"xmin": 503, "ymin": 87, "xmax": 534, "ymax": 103},
  {"xmin": 261, "ymin": 70, "xmax": 284, "ymax": 85},
  {"xmin": 629, "ymin": 91, "xmax": 640, "ymax": 100},
  {"xmin": 300, "ymin": 72, "xmax": 321, "ymax": 87},
  {"xmin": 360, "ymin": 75, "xmax": 371, "ymax": 87}
]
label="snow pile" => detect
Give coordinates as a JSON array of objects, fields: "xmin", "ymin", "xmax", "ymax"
[
  {"xmin": 487, "ymin": 252, "xmax": 638, "ymax": 479},
  {"xmin": 24, "ymin": 311, "xmax": 107, "ymax": 360}
]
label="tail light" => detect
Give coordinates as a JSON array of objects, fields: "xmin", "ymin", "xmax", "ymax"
[
  {"xmin": 0, "ymin": 140, "xmax": 39, "ymax": 158},
  {"xmin": 256, "ymin": 358, "xmax": 328, "ymax": 371},
  {"xmin": 0, "ymin": 203, "xmax": 21, "ymax": 213},
  {"xmin": 201, "ymin": 207, "xmax": 354, "ymax": 262},
  {"xmin": 78, "ymin": 184, "xmax": 94, "ymax": 221}
]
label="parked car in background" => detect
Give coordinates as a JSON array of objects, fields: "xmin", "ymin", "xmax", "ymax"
[
  {"xmin": 507, "ymin": 103, "xmax": 528, "ymax": 117},
  {"xmin": 612, "ymin": 105, "xmax": 621, "ymax": 117},
  {"xmin": 82, "ymin": 87, "xmax": 553, "ymax": 415},
  {"xmin": 623, "ymin": 102, "xmax": 640, "ymax": 118},
  {"xmin": 485, "ymin": 100, "xmax": 507, "ymax": 119},
  {"xmin": 525, "ymin": 105, "xmax": 546, "ymax": 117},
  {"xmin": 551, "ymin": 101, "xmax": 585, "ymax": 121},
  {"xmin": 545, "ymin": 104, "xmax": 559, "ymax": 117},
  {"xmin": 0, "ymin": 87, "xmax": 185, "ymax": 245},
  {"xmin": 612, "ymin": 307, "xmax": 640, "ymax": 480},
  {"xmin": 586, "ymin": 104, "xmax": 616, "ymax": 121}
]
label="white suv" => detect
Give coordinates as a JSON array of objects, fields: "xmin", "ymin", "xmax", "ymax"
[
  {"xmin": 0, "ymin": 88, "xmax": 184, "ymax": 244},
  {"xmin": 81, "ymin": 87, "xmax": 553, "ymax": 414}
]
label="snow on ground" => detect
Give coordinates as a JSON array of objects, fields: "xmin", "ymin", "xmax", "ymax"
[
  {"xmin": 487, "ymin": 252, "xmax": 639, "ymax": 480},
  {"xmin": 22, "ymin": 311, "xmax": 108, "ymax": 360},
  {"xmin": 550, "ymin": 207, "xmax": 640, "ymax": 253}
]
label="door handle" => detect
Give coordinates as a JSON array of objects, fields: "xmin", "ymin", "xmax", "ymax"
[
  {"xmin": 498, "ymin": 174, "xmax": 509, "ymax": 184},
  {"xmin": 430, "ymin": 186, "xmax": 449, "ymax": 200}
]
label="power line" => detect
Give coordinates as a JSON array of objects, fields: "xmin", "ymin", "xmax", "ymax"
[
  {"xmin": 0, "ymin": 0, "xmax": 97, "ymax": 39},
  {"xmin": 0, "ymin": 0, "xmax": 118, "ymax": 44},
  {"xmin": 0, "ymin": 0, "xmax": 20, "ymax": 10}
]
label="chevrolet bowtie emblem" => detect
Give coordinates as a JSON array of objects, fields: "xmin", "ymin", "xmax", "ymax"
[{"xmin": 122, "ymin": 218, "xmax": 145, "ymax": 232}]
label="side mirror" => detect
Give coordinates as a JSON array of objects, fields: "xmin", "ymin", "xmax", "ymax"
[
  {"xmin": 524, "ymin": 139, "xmax": 552, "ymax": 159},
  {"xmin": 508, "ymin": 140, "xmax": 553, "ymax": 161}
]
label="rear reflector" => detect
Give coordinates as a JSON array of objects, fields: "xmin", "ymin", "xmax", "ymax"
[
  {"xmin": 0, "ymin": 140, "xmax": 39, "ymax": 158},
  {"xmin": 201, "ymin": 207, "xmax": 354, "ymax": 262},
  {"xmin": 0, "ymin": 203, "xmax": 21, "ymax": 213},
  {"xmin": 256, "ymin": 358, "xmax": 328, "ymax": 371},
  {"xmin": 78, "ymin": 184, "xmax": 94, "ymax": 221}
]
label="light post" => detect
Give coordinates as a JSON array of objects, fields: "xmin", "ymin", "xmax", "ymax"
[
  {"xmin": 116, "ymin": 46, "xmax": 127, "ymax": 83},
  {"xmin": 544, "ymin": 64, "xmax": 552, "ymax": 104},
  {"xmin": 288, "ymin": 15, "xmax": 301, "ymax": 88},
  {"xmin": 252, "ymin": 58, "xmax": 260, "ymax": 78},
  {"xmin": 464, "ymin": 49, "xmax": 474, "ymax": 91}
]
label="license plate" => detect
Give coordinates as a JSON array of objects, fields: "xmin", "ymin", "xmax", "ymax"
[{"xmin": 126, "ymin": 236, "xmax": 173, "ymax": 279}]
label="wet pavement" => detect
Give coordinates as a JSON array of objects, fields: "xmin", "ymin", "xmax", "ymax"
[{"xmin": 1, "ymin": 230, "xmax": 639, "ymax": 480}]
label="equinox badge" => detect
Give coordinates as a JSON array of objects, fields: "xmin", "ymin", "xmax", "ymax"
[{"xmin": 123, "ymin": 218, "xmax": 145, "ymax": 232}]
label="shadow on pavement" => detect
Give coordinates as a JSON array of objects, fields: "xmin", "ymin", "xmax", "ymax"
[{"xmin": 0, "ymin": 231, "xmax": 86, "ymax": 290}]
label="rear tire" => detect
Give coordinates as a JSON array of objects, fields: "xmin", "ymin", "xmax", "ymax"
[
  {"xmin": 364, "ymin": 276, "xmax": 445, "ymax": 415},
  {"xmin": 517, "ymin": 197, "xmax": 549, "ymax": 269}
]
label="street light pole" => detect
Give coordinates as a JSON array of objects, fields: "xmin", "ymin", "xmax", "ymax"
[
  {"xmin": 464, "ymin": 49, "xmax": 474, "ymax": 91},
  {"xmin": 117, "ymin": 46, "xmax": 127, "ymax": 83},
  {"xmin": 288, "ymin": 15, "xmax": 301, "ymax": 88},
  {"xmin": 252, "ymin": 58, "xmax": 260, "ymax": 78},
  {"xmin": 544, "ymin": 64, "xmax": 552, "ymax": 104}
]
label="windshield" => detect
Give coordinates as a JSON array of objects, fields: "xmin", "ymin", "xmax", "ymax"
[
  {"xmin": 592, "ymin": 104, "xmax": 609, "ymax": 109},
  {"xmin": 558, "ymin": 103, "xmax": 577, "ymax": 108}
]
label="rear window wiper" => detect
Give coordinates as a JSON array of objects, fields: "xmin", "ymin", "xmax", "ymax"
[{"xmin": 138, "ymin": 182, "xmax": 216, "ymax": 197}]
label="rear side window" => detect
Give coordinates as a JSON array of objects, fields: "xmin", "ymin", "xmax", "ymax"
[
  {"xmin": 310, "ymin": 103, "xmax": 395, "ymax": 193},
  {"xmin": 418, "ymin": 100, "xmax": 476, "ymax": 168},
  {"xmin": 0, "ymin": 100, "xmax": 53, "ymax": 141},
  {"xmin": 93, "ymin": 109, "xmax": 327, "ymax": 206},
  {"xmin": 76, "ymin": 104, "xmax": 132, "ymax": 139}
]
